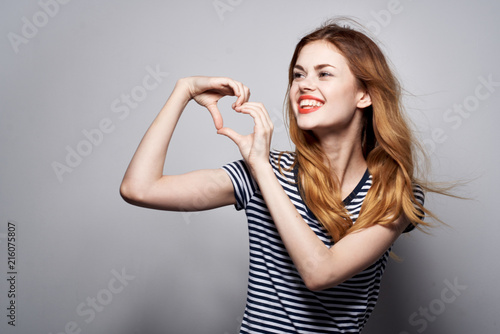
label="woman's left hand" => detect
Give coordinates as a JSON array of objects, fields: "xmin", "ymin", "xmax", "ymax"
[{"xmin": 217, "ymin": 102, "xmax": 274, "ymax": 175}]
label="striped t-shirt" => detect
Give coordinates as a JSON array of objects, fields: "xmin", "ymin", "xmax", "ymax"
[{"xmin": 222, "ymin": 150, "xmax": 424, "ymax": 333}]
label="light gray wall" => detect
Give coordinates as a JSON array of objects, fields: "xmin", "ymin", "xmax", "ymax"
[{"xmin": 1, "ymin": 1, "xmax": 498, "ymax": 333}]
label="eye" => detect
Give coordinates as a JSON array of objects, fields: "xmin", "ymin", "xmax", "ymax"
[
  {"xmin": 292, "ymin": 71, "xmax": 305, "ymax": 80},
  {"xmin": 319, "ymin": 71, "xmax": 333, "ymax": 78}
]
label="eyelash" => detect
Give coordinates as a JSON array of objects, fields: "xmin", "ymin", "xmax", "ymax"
[{"xmin": 292, "ymin": 71, "xmax": 332, "ymax": 79}]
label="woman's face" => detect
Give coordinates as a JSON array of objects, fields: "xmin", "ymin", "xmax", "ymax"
[{"xmin": 289, "ymin": 40, "xmax": 371, "ymax": 139}]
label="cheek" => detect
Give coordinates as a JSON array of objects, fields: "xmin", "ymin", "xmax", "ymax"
[
  {"xmin": 289, "ymin": 86, "xmax": 298, "ymax": 110},
  {"xmin": 326, "ymin": 87, "xmax": 357, "ymax": 109}
]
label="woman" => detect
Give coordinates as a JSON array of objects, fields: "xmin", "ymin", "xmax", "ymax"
[{"xmin": 120, "ymin": 21, "xmax": 429, "ymax": 333}]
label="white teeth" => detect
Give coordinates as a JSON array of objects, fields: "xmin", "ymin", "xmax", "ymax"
[{"xmin": 299, "ymin": 99, "xmax": 324, "ymax": 108}]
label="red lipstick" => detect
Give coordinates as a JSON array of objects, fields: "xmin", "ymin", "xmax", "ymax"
[{"xmin": 298, "ymin": 95, "xmax": 325, "ymax": 114}]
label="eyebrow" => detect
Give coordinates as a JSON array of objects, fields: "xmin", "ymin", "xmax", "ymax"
[{"xmin": 293, "ymin": 64, "xmax": 336, "ymax": 71}]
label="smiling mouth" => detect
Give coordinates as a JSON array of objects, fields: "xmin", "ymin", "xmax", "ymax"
[{"xmin": 298, "ymin": 96, "xmax": 324, "ymax": 114}]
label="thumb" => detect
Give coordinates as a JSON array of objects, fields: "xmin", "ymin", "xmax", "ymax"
[
  {"xmin": 217, "ymin": 127, "xmax": 243, "ymax": 145},
  {"xmin": 206, "ymin": 104, "xmax": 223, "ymax": 130}
]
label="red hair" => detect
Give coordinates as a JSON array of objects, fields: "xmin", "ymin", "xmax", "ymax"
[{"xmin": 282, "ymin": 20, "xmax": 433, "ymax": 241}]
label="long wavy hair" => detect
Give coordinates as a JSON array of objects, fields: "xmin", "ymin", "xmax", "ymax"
[{"xmin": 282, "ymin": 20, "xmax": 434, "ymax": 242}]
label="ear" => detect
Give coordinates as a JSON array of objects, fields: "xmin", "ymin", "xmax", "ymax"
[{"xmin": 356, "ymin": 91, "xmax": 372, "ymax": 109}]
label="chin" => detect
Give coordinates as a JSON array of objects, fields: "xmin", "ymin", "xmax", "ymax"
[{"xmin": 296, "ymin": 119, "xmax": 318, "ymax": 132}]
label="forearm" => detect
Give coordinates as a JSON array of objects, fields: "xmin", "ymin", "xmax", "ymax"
[
  {"xmin": 253, "ymin": 163, "xmax": 407, "ymax": 291},
  {"xmin": 252, "ymin": 164, "xmax": 333, "ymax": 290},
  {"xmin": 120, "ymin": 80, "xmax": 191, "ymax": 197}
]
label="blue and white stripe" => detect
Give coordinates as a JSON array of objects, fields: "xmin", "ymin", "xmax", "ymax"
[{"xmin": 222, "ymin": 150, "xmax": 424, "ymax": 333}]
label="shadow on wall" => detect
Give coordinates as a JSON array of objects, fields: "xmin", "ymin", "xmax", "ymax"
[{"xmin": 363, "ymin": 238, "xmax": 428, "ymax": 334}]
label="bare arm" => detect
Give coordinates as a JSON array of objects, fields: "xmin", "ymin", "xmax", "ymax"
[
  {"xmin": 253, "ymin": 165, "xmax": 407, "ymax": 291},
  {"xmin": 120, "ymin": 77, "xmax": 250, "ymax": 211}
]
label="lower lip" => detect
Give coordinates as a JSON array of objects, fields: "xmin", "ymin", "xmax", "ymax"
[{"xmin": 298, "ymin": 106, "xmax": 322, "ymax": 114}]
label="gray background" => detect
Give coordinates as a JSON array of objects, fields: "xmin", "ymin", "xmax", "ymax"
[{"xmin": 1, "ymin": 0, "xmax": 498, "ymax": 333}]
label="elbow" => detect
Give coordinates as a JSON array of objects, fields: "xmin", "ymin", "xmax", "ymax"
[
  {"xmin": 300, "ymin": 260, "xmax": 342, "ymax": 292},
  {"xmin": 303, "ymin": 272, "xmax": 343, "ymax": 292},
  {"xmin": 304, "ymin": 279, "xmax": 323, "ymax": 292},
  {"xmin": 119, "ymin": 182, "xmax": 132, "ymax": 203},
  {"xmin": 304, "ymin": 278, "xmax": 334, "ymax": 292},
  {"xmin": 119, "ymin": 180, "xmax": 146, "ymax": 206}
]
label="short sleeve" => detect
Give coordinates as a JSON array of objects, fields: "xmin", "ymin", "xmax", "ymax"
[
  {"xmin": 222, "ymin": 160, "xmax": 258, "ymax": 211},
  {"xmin": 403, "ymin": 184, "xmax": 425, "ymax": 233}
]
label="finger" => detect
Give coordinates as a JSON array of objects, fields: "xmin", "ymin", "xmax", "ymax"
[
  {"xmin": 223, "ymin": 80, "xmax": 244, "ymax": 109},
  {"xmin": 245, "ymin": 102, "xmax": 273, "ymax": 127},
  {"xmin": 237, "ymin": 104, "xmax": 268, "ymax": 135},
  {"xmin": 233, "ymin": 81, "xmax": 244, "ymax": 108},
  {"xmin": 259, "ymin": 102, "xmax": 273, "ymax": 128},
  {"xmin": 244, "ymin": 86, "xmax": 251, "ymax": 102},
  {"xmin": 238, "ymin": 103, "xmax": 273, "ymax": 132},
  {"xmin": 206, "ymin": 103, "xmax": 223, "ymax": 130},
  {"xmin": 235, "ymin": 81, "xmax": 250, "ymax": 107},
  {"xmin": 217, "ymin": 127, "xmax": 243, "ymax": 146},
  {"xmin": 232, "ymin": 81, "xmax": 251, "ymax": 109},
  {"xmin": 221, "ymin": 79, "xmax": 241, "ymax": 98}
]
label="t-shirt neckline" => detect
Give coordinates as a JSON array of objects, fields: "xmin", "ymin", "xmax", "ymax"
[
  {"xmin": 342, "ymin": 168, "xmax": 370, "ymax": 206},
  {"xmin": 292, "ymin": 165, "xmax": 370, "ymax": 207}
]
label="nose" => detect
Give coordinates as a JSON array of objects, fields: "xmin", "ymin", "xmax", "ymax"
[{"xmin": 297, "ymin": 75, "xmax": 316, "ymax": 92}]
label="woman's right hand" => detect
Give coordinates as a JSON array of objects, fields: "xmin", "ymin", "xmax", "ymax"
[{"xmin": 178, "ymin": 76, "xmax": 251, "ymax": 130}]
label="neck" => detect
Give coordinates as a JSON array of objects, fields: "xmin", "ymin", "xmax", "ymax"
[
  {"xmin": 313, "ymin": 113, "xmax": 367, "ymax": 189},
  {"xmin": 319, "ymin": 134, "xmax": 366, "ymax": 182}
]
